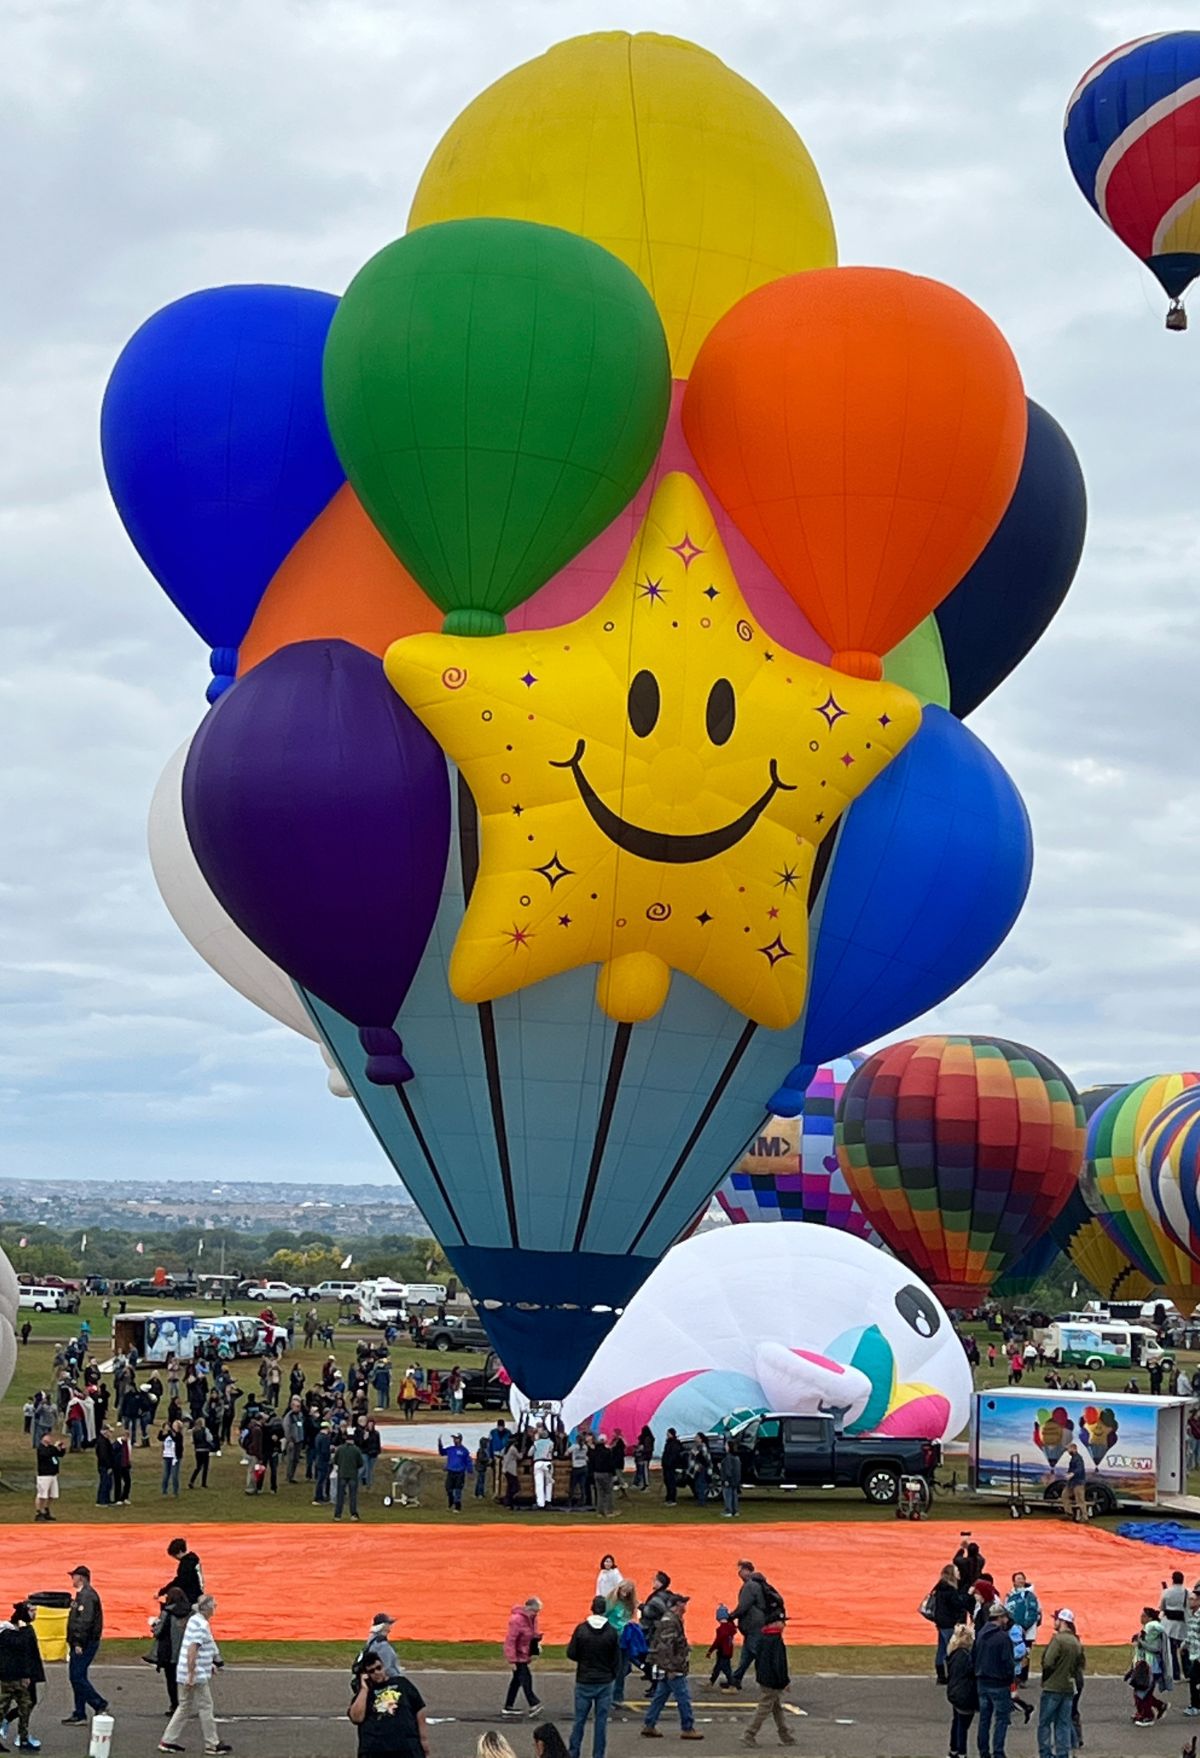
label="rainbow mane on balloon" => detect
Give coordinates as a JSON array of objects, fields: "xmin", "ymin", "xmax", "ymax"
[{"xmin": 104, "ymin": 33, "xmax": 1086, "ymax": 1394}]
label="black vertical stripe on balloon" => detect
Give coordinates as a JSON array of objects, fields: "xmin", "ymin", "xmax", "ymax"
[
  {"xmin": 630, "ymin": 1020, "xmax": 758, "ymax": 1252},
  {"xmin": 395, "ymin": 1086, "xmax": 466, "ymax": 1243},
  {"xmin": 572, "ymin": 1022, "xmax": 633, "ymax": 1252},
  {"xmin": 457, "ymin": 768, "xmax": 481, "ymax": 900}
]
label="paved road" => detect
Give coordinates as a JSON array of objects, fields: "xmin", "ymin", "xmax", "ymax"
[{"xmin": 20, "ymin": 1665, "xmax": 1177, "ymax": 1757}]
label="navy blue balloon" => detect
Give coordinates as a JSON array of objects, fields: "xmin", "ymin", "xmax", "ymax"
[
  {"xmin": 101, "ymin": 285, "xmax": 344, "ymax": 698},
  {"xmin": 935, "ymin": 400, "xmax": 1086, "ymax": 719},
  {"xmin": 769, "ymin": 706, "xmax": 1031, "ymax": 1113}
]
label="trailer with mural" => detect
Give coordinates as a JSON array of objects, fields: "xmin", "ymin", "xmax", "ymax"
[{"xmin": 969, "ymin": 1388, "xmax": 1192, "ymax": 1517}]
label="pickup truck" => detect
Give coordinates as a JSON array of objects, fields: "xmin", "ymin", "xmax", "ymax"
[
  {"xmin": 708, "ymin": 1412, "xmax": 941, "ymax": 1505},
  {"xmin": 421, "ymin": 1314, "xmax": 491, "ymax": 1353}
]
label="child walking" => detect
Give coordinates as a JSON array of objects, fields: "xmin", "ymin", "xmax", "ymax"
[{"xmin": 708, "ymin": 1604, "xmax": 736, "ymax": 1688}]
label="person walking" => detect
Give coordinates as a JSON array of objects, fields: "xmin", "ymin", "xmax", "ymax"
[
  {"xmin": 61, "ymin": 1566, "xmax": 108, "ymax": 1728},
  {"xmin": 188, "ymin": 1416, "xmax": 213, "ymax": 1490},
  {"xmin": 161, "ymin": 1537, "xmax": 204, "ymax": 1607},
  {"xmin": 741, "ymin": 1611, "xmax": 794, "ymax": 1747},
  {"xmin": 334, "ymin": 1432, "xmax": 364, "ymax": 1521},
  {"xmin": 634, "ymin": 1426, "xmax": 654, "ymax": 1492},
  {"xmin": 641, "ymin": 1597, "xmax": 703, "ymax": 1740},
  {"xmin": 357, "ymin": 1613, "xmax": 403, "ymax": 1682},
  {"xmin": 502, "ymin": 1597, "xmax": 543, "ymax": 1718},
  {"xmin": 973, "ymin": 1602, "xmax": 1015, "ymax": 1758},
  {"xmin": 1061, "ymin": 1444, "xmax": 1087, "ymax": 1523},
  {"xmin": 159, "ymin": 1422, "xmax": 183, "ymax": 1498},
  {"xmin": 720, "ymin": 1441, "xmax": 742, "ymax": 1519},
  {"xmin": 660, "ymin": 1430, "xmax": 684, "ymax": 1507},
  {"xmin": 1037, "ymin": 1609, "xmax": 1085, "ymax": 1758},
  {"xmin": 151, "ymin": 1588, "xmax": 191, "ymax": 1715},
  {"xmin": 1130, "ymin": 1606, "xmax": 1169, "ymax": 1724},
  {"xmin": 945, "ymin": 1623, "xmax": 978, "ymax": 1758},
  {"xmin": 112, "ymin": 1427, "xmax": 133, "ymax": 1506},
  {"xmin": 708, "ymin": 1605, "xmax": 737, "ymax": 1689},
  {"xmin": 730, "ymin": 1562, "xmax": 768, "ymax": 1689},
  {"xmin": 157, "ymin": 1592, "xmax": 231, "ymax": 1754},
  {"xmin": 567, "ymin": 1596, "xmax": 619, "ymax": 1758},
  {"xmin": 596, "ymin": 1558, "xmax": 622, "ymax": 1605},
  {"xmin": 929, "ymin": 1563, "xmax": 970, "ymax": 1683},
  {"xmin": 1184, "ymin": 1588, "xmax": 1200, "ymax": 1715},
  {"xmin": 348, "ymin": 1650, "xmax": 429, "ymax": 1758},
  {"xmin": 0, "ymin": 1600, "xmax": 45, "ymax": 1753},
  {"xmin": 1161, "ymin": 1570, "xmax": 1189, "ymax": 1684},
  {"xmin": 438, "ymin": 1432, "xmax": 471, "ymax": 1512},
  {"xmin": 94, "ymin": 1424, "xmax": 115, "ymax": 1507},
  {"xmin": 312, "ymin": 1421, "xmax": 333, "ymax": 1505}
]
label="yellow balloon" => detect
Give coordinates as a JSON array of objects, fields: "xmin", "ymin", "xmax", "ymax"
[{"xmin": 408, "ymin": 32, "xmax": 837, "ymax": 377}]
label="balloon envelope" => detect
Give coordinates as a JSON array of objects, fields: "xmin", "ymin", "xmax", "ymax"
[
  {"xmin": 540, "ymin": 1224, "xmax": 972, "ymax": 1444},
  {"xmin": 935, "ymin": 401, "xmax": 1086, "ymax": 719},
  {"xmin": 1084, "ymin": 1074, "xmax": 1200, "ymax": 1302},
  {"xmin": 100, "ymin": 285, "xmax": 343, "ymax": 652},
  {"xmin": 837, "ymin": 1035, "xmax": 1085, "ymax": 1304},
  {"xmin": 1065, "ymin": 33, "xmax": 1200, "ymax": 302}
]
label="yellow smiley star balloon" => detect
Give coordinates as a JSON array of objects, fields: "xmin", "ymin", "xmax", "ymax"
[{"xmin": 385, "ymin": 472, "xmax": 920, "ymax": 1029}]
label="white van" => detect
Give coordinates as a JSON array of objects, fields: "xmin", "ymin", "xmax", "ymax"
[
  {"xmin": 397, "ymin": 1283, "xmax": 447, "ymax": 1308},
  {"xmin": 1045, "ymin": 1318, "xmax": 1164, "ymax": 1370},
  {"xmin": 18, "ymin": 1285, "xmax": 70, "ymax": 1312}
]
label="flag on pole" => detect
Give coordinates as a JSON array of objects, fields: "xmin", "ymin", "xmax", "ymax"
[
  {"xmin": 340, "ymin": 1253, "xmax": 353, "ymax": 1270},
  {"xmin": 135, "ymin": 1241, "xmax": 144, "ymax": 1255},
  {"xmin": 1071, "ymin": 1280, "xmax": 1078, "ymax": 1298},
  {"xmin": 197, "ymin": 1238, "xmax": 204, "ymax": 1257},
  {"xmin": 18, "ymin": 1236, "xmax": 27, "ymax": 1248},
  {"xmin": 80, "ymin": 1234, "xmax": 87, "ymax": 1253}
]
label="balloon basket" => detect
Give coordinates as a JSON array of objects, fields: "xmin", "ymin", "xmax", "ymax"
[{"xmin": 1166, "ymin": 301, "xmax": 1188, "ymax": 332}]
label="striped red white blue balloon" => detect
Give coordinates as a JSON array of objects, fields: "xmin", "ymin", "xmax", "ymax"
[
  {"xmin": 1139, "ymin": 1086, "xmax": 1200, "ymax": 1262},
  {"xmin": 1065, "ymin": 32, "xmax": 1200, "ymax": 327}
]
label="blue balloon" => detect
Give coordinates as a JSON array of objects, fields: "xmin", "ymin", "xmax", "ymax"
[
  {"xmin": 101, "ymin": 286, "xmax": 344, "ymax": 696},
  {"xmin": 935, "ymin": 401, "xmax": 1086, "ymax": 719},
  {"xmin": 769, "ymin": 706, "xmax": 1032, "ymax": 1112}
]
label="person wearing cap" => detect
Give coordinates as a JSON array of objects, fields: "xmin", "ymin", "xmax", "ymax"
[
  {"xmin": 972, "ymin": 1602, "xmax": 1015, "ymax": 1758},
  {"xmin": 361, "ymin": 1615, "xmax": 402, "ymax": 1682},
  {"xmin": 62, "ymin": 1567, "xmax": 107, "ymax": 1728},
  {"xmin": 438, "ymin": 1432, "xmax": 471, "ymax": 1512},
  {"xmin": 334, "ymin": 1430, "xmax": 364, "ymax": 1522},
  {"xmin": 641, "ymin": 1596, "xmax": 702, "ymax": 1740},
  {"xmin": 1036, "ymin": 1609, "xmax": 1084, "ymax": 1758}
]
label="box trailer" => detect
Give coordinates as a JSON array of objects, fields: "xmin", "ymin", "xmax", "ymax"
[
  {"xmin": 970, "ymin": 1388, "xmax": 1192, "ymax": 1517},
  {"xmin": 112, "ymin": 1309, "xmax": 196, "ymax": 1364}
]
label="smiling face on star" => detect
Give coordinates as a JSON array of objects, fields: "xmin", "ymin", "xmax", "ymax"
[{"xmin": 384, "ymin": 471, "xmax": 921, "ymax": 1028}]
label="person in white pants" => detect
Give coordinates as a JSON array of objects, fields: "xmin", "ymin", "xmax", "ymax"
[
  {"xmin": 532, "ymin": 1428, "xmax": 555, "ymax": 1509},
  {"xmin": 158, "ymin": 1593, "xmax": 231, "ymax": 1755}
]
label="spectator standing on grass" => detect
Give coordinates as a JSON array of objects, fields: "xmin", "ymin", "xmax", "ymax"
[
  {"xmin": 360, "ymin": 1417, "xmax": 382, "ymax": 1490},
  {"xmin": 335, "ymin": 1431, "xmax": 365, "ymax": 1521},
  {"xmin": 569, "ymin": 1436, "xmax": 589, "ymax": 1509},
  {"xmin": 313, "ymin": 1421, "xmax": 333, "ymax": 1505},
  {"xmin": 634, "ymin": 1426, "xmax": 654, "ymax": 1492},
  {"xmin": 567, "ymin": 1595, "xmax": 619, "ymax": 1758},
  {"xmin": 62, "ymin": 1566, "xmax": 107, "ymax": 1729},
  {"xmin": 592, "ymin": 1433, "xmax": 616, "ymax": 1519},
  {"xmin": 95, "ymin": 1423, "xmax": 115, "ymax": 1507},
  {"xmin": 720, "ymin": 1441, "xmax": 742, "ymax": 1519},
  {"xmin": 1037, "ymin": 1609, "xmax": 1084, "ymax": 1758},
  {"xmin": 501, "ymin": 1596, "xmax": 543, "ymax": 1718},
  {"xmin": 112, "ymin": 1427, "xmax": 133, "ymax": 1506},
  {"xmin": 944, "ymin": 1622, "xmax": 977, "ymax": 1758},
  {"xmin": 30, "ymin": 1395, "xmax": 54, "ymax": 1452},
  {"xmin": 400, "ymin": 1369, "xmax": 419, "ymax": 1421},
  {"xmin": 503, "ymin": 1439, "xmax": 522, "ymax": 1510},
  {"xmin": 283, "ymin": 1397, "xmax": 305, "ymax": 1484},
  {"xmin": 532, "ymin": 1427, "xmax": 556, "ymax": 1510},
  {"xmin": 157, "ymin": 1592, "xmax": 231, "ymax": 1755},
  {"xmin": 660, "ymin": 1429, "xmax": 684, "ymax": 1507},
  {"xmin": 474, "ymin": 1438, "xmax": 491, "ymax": 1500},
  {"xmin": 641, "ymin": 1597, "xmax": 703, "ymax": 1740},
  {"xmin": 188, "ymin": 1416, "xmax": 213, "ymax": 1490},
  {"xmin": 973, "ymin": 1602, "xmax": 1015, "ymax": 1758},
  {"xmin": 33, "ymin": 1435, "xmax": 65, "ymax": 1523},
  {"xmin": 438, "ymin": 1431, "xmax": 471, "ymax": 1512},
  {"xmin": 348, "ymin": 1650, "xmax": 429, "ymax": 1758}
]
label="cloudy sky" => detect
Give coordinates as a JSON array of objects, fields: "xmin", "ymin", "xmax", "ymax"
[{"xmin": 3, "ymin": 0, "xmax": 1197, "ymax": 1189}]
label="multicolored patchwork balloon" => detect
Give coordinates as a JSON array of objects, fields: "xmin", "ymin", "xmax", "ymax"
[
  {"xmin": 1065, "ymin": 32, "xmax": 1200, "ymax": 327},
  {"xmin": 1138, "ymin": 1087, "xmax": 1200, "ymax": 1298},
  {"xmin": 835, "ymin": 1035, "xmax": 1085, "ymax": 1305},
  {"xmin": 1084, "ymin": 1073, "xmax": 1200, "ymax": 1303},
  {"xmin": 717, "ymin": 1058, "xmax": 879, "ymax": 1242}
]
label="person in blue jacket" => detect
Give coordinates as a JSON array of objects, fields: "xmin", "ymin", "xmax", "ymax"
[
  {"xmin": 438, "ymin": 1432, "xmax": 472, "ymax": 1512},
  {"xmin": 973, "ymin": 1603, "xmax": 1015, "ymax": 1758}
]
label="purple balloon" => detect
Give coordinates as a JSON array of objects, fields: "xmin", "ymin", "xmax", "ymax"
[{"xmin": 182, "ymin": 639, "xmax": 450, "ymax": 1083}]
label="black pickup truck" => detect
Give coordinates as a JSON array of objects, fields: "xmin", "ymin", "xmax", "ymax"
[{"xmin": 707, "ymin": 1412, "xmax": 941, "ymax": 1505}]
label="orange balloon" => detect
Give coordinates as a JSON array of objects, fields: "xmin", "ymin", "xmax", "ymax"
[
  {"xmin": 238, "ymin": 484, "xmax": 438, "ymax": 674},
  {"xmin": 681, "ymin": 268, "xmax": 1026, "ymax": 676}
]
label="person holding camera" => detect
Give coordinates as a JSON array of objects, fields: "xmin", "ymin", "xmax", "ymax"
[{"xmin": 348, "ymin": 1651, "xmax": 430, "ymax": 1758}]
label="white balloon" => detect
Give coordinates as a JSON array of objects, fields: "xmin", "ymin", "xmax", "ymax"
[
  {"xmin": 148, "ymin": 737, "xmax": 348, "ymax": 1097},
  {"xmin": 0, "ymin": 1246, "xmax": 16, "ymax": 1403},
  {"xmin": 541, "ymin": 1224, "xmax": 971, "ymax": 1443},
  {"xmin": 0, "ymin": 1244, "xmax": 16, "ymax": 1331}
]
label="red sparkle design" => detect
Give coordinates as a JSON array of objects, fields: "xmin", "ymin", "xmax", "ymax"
[
  {"xmin": 668, "ymin": 532, "xmax": 704, "ymax": 569},
  {"xmin": 505, "ymin": 924, "xmax": 533, "ymax": 950}
]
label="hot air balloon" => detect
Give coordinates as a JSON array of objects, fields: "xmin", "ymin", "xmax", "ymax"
[
  {"xmin": 717, "ymin": 1058, "xmax": 879, "ymax": 1242},
  {"xmin": 1084, "ymin": 1073, "xmax": 1200, "ymax": 1309},
  {"xmin": 1030, "ymin": 1084, "xmax": 1153, "ymax": 1302},
  {"xmin": 1065, "ymin": 32, "xmax": 1200, "ymax": 329},
  {"xmin": 1139, "ymin": 1087, "xmax": 1200, "ymax": 1272},
  {"xmin": 835, "ymin": 1036, "xmax": 1086, "ymax": 1306},
  {"xmin": 111, "ymin": 33, "xmax": 1044, "ymax": 1400}
]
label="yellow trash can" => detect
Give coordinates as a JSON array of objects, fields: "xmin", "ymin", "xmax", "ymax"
[{"xmin": 28, "ymin": 1597, "xmax": 70, "ymax": 1663}]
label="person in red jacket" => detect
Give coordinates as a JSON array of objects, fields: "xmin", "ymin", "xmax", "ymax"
[
  {"xmin": 708, "ymin": 1605, "xmax": 737, "ymax": 1688},
  {"xmin": 502, "ymin": 1597, "xmax": 543, "ymax": 1719}
]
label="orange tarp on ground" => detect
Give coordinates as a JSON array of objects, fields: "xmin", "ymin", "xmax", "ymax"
[{"xmin": 0, "ymin": 1521, "xmax": 1169, "ymax": 1646}]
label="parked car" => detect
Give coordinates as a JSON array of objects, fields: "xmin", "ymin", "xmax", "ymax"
[
  {"xmin": 306, "ymin": 1280, "xmax": 359, "ymax": 1305},
  {"xmin": 244, "ymin": 1280, "xmax": 306, "ymax": 1304},
  {"xmin": 119, "ymin": 1276, "xmax": 175, "ymax": 1298},
  {"xmin": 421, "ymin": 1314, "xmax": 491, "ymax": 1353},
  {"xmin": 705, "ymin": 1412, "xmax": 941, "ymax": 1505}
]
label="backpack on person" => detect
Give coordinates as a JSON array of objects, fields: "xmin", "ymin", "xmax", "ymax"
[
  {"xmin": 760, "ymin": 1579, "xmax": 788, "ymax": 1626},
  {"xmin": 621, "ymin": 1620, "xmax": 649, "ymax": 1661}
]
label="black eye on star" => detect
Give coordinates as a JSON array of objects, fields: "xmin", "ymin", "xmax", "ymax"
[{"xmin": 625, "ymin": 670, "xmax": 737, "ymax": 747}]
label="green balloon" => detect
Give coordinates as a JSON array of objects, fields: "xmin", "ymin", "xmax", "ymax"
[{"xmin": 323, "ymin": 218, "xmax": 671, "ymax": 635}]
